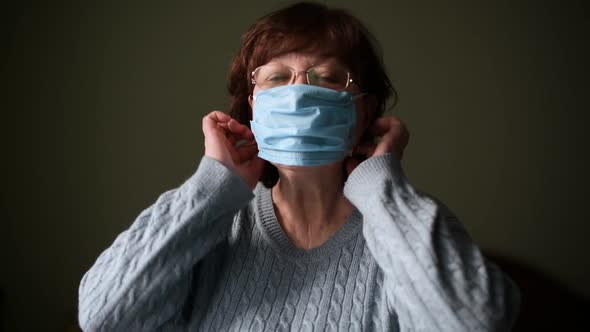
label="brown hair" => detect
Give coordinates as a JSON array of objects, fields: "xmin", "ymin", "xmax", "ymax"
[{"xmin": 227, "ymin": 1, "xmax": 396, "ymax": 187}]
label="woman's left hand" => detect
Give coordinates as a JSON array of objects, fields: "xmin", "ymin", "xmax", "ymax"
[{"xmin": 345, "ymin": 116, "xmax": 410, "ymax": 175}]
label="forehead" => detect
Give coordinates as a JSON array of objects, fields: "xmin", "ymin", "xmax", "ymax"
[{"xmin": 264, "ymin": 52, "xmax": 346, "ymax": 69}]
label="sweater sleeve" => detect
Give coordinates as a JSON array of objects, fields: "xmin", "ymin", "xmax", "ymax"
[
  {"xmin": 78, "ymin": 157, "xmax": 254, "ymax": 332},
  {"xmin": 343, "ymin": 154, "xmax": 520, "ymax": 332}
]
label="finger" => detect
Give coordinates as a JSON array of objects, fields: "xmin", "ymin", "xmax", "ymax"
[
  {"xmin": 237, "ymin": 142, "xmax": 259, "ymax": 162},
  {"xmin": 374, "ymin": 130, "xmax": 396, "ymax": 156},
  {"xmin": 227, "ymin": 134, "xmax": 237, "ymax": 146},
  {"xmin": 381, "ymin": 123, "xmax": 410, "ymax": 158},
  {"xmin": 227, "ymin": 119, "xmax": 254, "ymax": 140},
  {"xmin": 369, "ymin": 116, "xmax": 410, "ymax": 158},
  {"xmin": 217, "ymin": 120, "xmax": 254, "ymax": 143},
  {"xmin": 208, "ymin": 110, "xmax": 233, "ymax": 123},
  {"xmin": 227, "ymin": 134, "xmax": 257, "ymax": 153},
  {"xmin": 369, "ymin": 117, "xmax": 402, "ymax": 136},
  {"xmin": 235, "ymin": 138, "xmax": 257, "ymax": 148},
  {"xmin": 203, "ymin": 111, "xmax": 232, "ymax": 136}
]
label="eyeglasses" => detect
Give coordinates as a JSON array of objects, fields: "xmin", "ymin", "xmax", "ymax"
[{"xmin": 251, "ymin": 64, "xmax": 354, "ymax": 91}]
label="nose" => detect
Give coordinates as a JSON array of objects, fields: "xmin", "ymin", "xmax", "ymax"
[{"xmin": 292, "ymin": 70, "xmax": 308, "ymax": 85}]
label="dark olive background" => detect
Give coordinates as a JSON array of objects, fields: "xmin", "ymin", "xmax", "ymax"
[{"xmin": 2, "ymin": 0, "xmax": 588, "ymax": 331}]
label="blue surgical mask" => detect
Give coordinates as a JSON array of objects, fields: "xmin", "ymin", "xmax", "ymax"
[{"xmin": 250, "ymin": 84, "xmax": 356, "ymax": 166}]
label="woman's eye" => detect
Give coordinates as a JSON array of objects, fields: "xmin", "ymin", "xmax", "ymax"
[
  {"xmin": 317, "ymin": 74, "xmax": 339, "ymax": 83},
  {"xmin": 266, "ymin": 74, "xmax": 290, "ymax": 83}
]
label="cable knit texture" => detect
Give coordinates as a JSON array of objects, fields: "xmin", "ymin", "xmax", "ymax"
[{"xmin": 78, "ymin": 154, "xmax": 520, "ymax": 331}]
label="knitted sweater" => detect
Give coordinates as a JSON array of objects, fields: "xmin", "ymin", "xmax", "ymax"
[{"xmin": 78, "ymin": 154, "xmax": 519, "ymax": 331}]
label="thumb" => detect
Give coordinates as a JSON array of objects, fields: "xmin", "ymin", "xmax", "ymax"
[
  {"xmin": 243, "ymin": 156, "xmax": 265, "ymax": 189},
  {"xmin": 250, "ymin": 155, "xmax": 265, "ymax": 178}
]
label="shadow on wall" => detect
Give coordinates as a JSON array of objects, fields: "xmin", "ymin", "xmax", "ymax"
[{"xmin": 487, "ymin": 253, "xmax": 590, "ymax": 331}]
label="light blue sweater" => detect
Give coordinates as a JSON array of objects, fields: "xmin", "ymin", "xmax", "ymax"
[{"xmin": 78, "ymin": 154, "xmax": 519, "ymax": 331}]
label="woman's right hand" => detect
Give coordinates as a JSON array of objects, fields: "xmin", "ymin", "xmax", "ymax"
[{"xmin": 202, "ymin": 111, "xmax": 265, "ymax": 189}]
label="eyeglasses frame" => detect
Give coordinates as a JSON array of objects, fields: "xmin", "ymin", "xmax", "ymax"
[{"xmin": 250, "ymin": 64, "xmax": 354, "ymax": 90}]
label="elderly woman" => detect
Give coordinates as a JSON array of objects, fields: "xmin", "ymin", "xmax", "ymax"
[{"xmin": 78, "ymin": 2, "xmax": 519, "ymax": 331}]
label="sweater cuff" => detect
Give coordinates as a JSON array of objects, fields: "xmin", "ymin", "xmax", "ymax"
[
  {"xmin": 184, "ymin": 156, "xmax": 255, "ymax": 210},
  {"xmin": 344, "ymin": 153, "xmax": 405, "ymax": 200}
]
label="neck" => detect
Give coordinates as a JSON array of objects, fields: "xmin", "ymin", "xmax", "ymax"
[{"xmin": 272, "ymin": 162, "xmax": 353, "ymax": 249}]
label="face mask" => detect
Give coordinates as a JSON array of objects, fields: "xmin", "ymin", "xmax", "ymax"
[{"xmin": 250, "ymin": 84, "xmax": 356, "ymax": 166}]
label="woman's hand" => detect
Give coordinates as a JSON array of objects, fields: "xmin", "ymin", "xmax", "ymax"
[
  {"xmin": 345, "ymin": 116, "xmax": 410, "ymax": 175},
  {"xmin": 202, "ymin": 111, "xmax": 264, "ymax": 189}
]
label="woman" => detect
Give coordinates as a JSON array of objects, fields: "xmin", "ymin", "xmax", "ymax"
[{"xmin": 78, "ymin": 2, "xmax": 519, "ymax": 331}]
